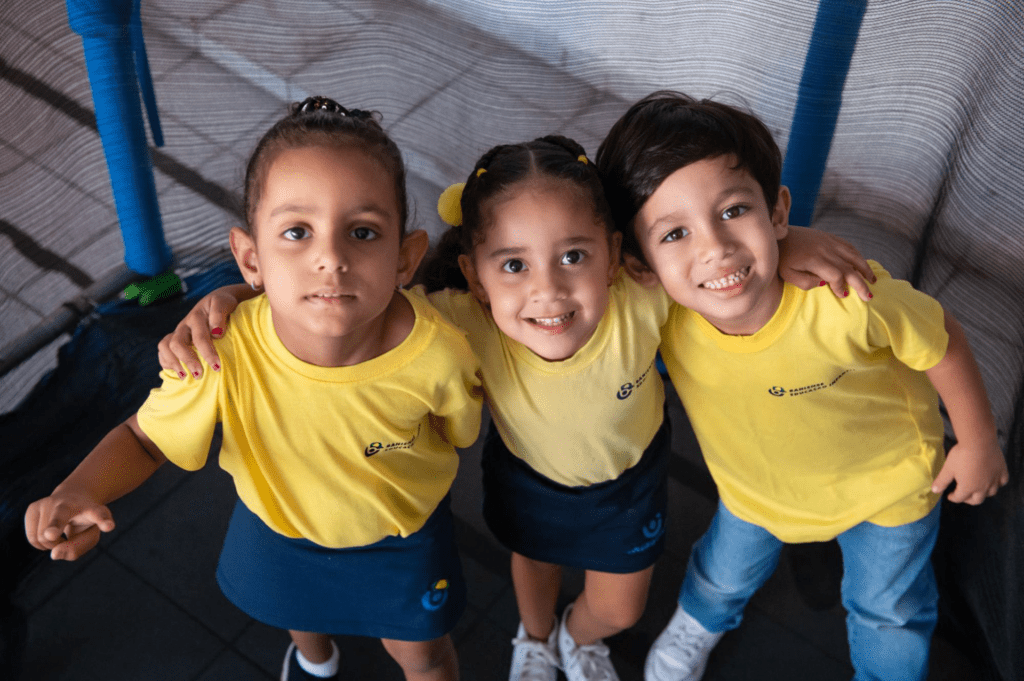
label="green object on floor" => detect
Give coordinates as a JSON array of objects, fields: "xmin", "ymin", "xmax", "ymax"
[{"xmin": 123, "ymin": 272, "xmax": 182, "ymax": 306}]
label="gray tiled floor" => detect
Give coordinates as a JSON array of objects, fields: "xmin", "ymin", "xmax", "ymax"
[{"xmin": 0, "ymin": 1, "xmax": 991, "ymax": 678}]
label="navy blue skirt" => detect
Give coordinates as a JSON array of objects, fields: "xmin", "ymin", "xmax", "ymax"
[
  {"xmin": 216, "ymin": 496, "xmax": 465, "ymax": 641},
  {"xmin": 482, "ymin": 411, "xmax": 670, "ymax": 573}
]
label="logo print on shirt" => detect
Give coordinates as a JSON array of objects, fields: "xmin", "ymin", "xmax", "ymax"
[
  {"xmin": 617, "ymin": 360, "xmax": 655, "ymax": 400},
  {"xmin": 767, "ymin": 370, "xmax": 851, "ymax": 398},
  {"xmin": 421, "ymin": 579, "xmax": 450, "ymax": 611},
  {"xmin": 364, "ymin": 424, "xmax": 421, "ymax": 457}
]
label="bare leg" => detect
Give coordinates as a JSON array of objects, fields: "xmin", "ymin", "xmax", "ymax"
[
  {"xmin": 288, "ymin": 630, "xmax": 335, "ymax": 664},
  {"xmin": 566, "ymin": 565, "xmax": 655, "ymax": 645},
  {"xmin": 381, "ymin": 635, "xmax": 459, "ymax": 681},
  {"xmin": 510, "ymin": 552, "xmax": 562, "ymax": 639}
]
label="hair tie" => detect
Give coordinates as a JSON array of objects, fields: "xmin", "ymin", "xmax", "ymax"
[
  {"xmin": 577, "ymin": 154, "xmax": 589, "ymax": 165},
  {"xmin": 438, "ymin": 182, "xmax": 466, "ymax": 226},
  {"xmin": 298, "ymin": 96, "xmax": 348, "ymax": 115},
  {"xmin": 476, "ymin": 168, "xmax": 487, "ymax": 178}
]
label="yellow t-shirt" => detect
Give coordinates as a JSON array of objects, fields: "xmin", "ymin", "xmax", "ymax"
[
  {"xmin": 137, "ymin": 289, "xmax": 482, "ymax": 548},
  {"xmin": 426, "ymin": 272, "xmax": 671, "ymax": 486},
  {"xmin": 659, "ymin": 262, "xmax": 948, "ymax": 542}
]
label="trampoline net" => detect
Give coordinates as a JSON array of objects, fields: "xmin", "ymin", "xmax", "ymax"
[{"xmin": 1, "ymin": 0, "xmax": 1022, "ymax": 677}]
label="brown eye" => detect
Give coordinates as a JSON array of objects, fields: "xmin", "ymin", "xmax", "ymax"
[
  {"xmin": 502, "ymin": 259, "xmax": 525, "ymax": 274},
  {"xmin": 350, "ymin": 226, "xmax": 378, "ymax": 241},
  {"xmin": 561, "ymin": 250, "xmax": 585, "ymax": 265},
  {"xmin": 283, "ymin": 226, "xmax": 310, "ymax": 240}
]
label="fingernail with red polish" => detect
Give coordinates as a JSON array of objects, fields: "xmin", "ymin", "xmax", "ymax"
[
  {"xmin": 212, "ymin": 327, "xmax": 223, "ymax": 336},
  {"xmin": 868, "ymin": 293, "xmax": 874, "ymax": 299},
  {"xmin": 178, "ymin": 371, "xmax": 187, "ymax": 380},
  {"xmin": 193, "ymin": 371, "xmax": 201, "ymax": 378},
  {"xmin": 213, "ymin": 364, "xmax": 220, "ymax": 371},
  {"xmin": 843, "ymin": 290, "xmax": 850, "ymax": 297},
  {"xmin": 819, "ymin": 281, "xmax": 828, "ymax": 287}
]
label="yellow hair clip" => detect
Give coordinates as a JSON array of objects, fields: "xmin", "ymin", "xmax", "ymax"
[
  {"xmin": 578, "ymin": 155, "xmax": 588, "ymax": 165},
  {"xmin": 476, "ymin": 168, "xmax": 487, "ymax": 177},
  {"xmin": 437, "ymin": 182, "xmax": 465, "ymax": 226}
]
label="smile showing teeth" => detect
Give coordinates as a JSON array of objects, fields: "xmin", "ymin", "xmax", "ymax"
[
  {"xmin": 309, "ymin": 292, "xmax": 352, "ymax": 301},
  {"xmin": 529, "ymin": 311, "xmax": 573, "ymax": 327},
  {"xmin": 701, "ymin": 266, "xmax": 751, "ymax": 290}
]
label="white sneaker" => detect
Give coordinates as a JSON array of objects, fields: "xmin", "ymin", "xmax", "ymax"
[
  {"xmin": 558, "ymin": 603, "xmax": 620, "ymax": 681},
  {"xmin": 509, "ymin": 621, "xmax": 560, "ymax": 681},
  {"xmin": 644, "ymin": 605, "xmax": 724, "ymax": 681}
]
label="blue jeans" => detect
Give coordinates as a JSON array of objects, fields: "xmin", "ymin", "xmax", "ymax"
[{"xmin": 679, "ymin": 501, "xmax": 940, "ymax": 681}]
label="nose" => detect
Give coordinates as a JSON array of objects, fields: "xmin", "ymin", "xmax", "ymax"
[
  {"xmin": 696, "ymin": 223, "xmax": 734, "ymax": 263},
  {"xmin": 315, "ymin": 236, "xmax": 349, "ymax": 272},
  {"xmin": 529, "ymin": 265, "xmax": 569, "ymax": 302}
]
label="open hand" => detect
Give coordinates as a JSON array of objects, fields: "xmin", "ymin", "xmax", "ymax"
[
  {"xmin": 158, "ymin": 285, "xmax": 248, "ymax": 378},
  {"xmin": 779, "ymin": 226, "xmax": 876, "ymax": 301}
]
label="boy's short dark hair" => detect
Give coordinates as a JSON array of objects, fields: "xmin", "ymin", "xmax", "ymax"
[{"xmin": 596, "ymin": 91, "xmax": 783, "ymax": 265}]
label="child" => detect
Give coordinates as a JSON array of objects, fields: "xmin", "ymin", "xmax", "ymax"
[
  {"xmin": 24, "ymin": 97, "xmax": 483, "ymax": 681},
  {"xmin": 596, "ymin": 91, "xmax": 1009, "ymax": 681},
  {"xmin": 158, "ymin": 132, "xmax": 875, "ymax": 681}
]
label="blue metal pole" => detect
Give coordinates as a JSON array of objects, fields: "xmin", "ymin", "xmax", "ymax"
[
  {"xmin": 65, "ymin": 0, "xmax": 170, "ymax": 276},
  {"xmin": 781, "ymin": 0, "xmax": 868, "ymax": 227}
]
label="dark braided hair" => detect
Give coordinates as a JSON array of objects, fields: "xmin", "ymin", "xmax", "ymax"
[
  {"xmin": 422, "ymin": 135, "xmax": 615, "ymax": 292},
  {"xmin": 242, "ymin": 96, "xmax": 408, "ymax": 238}
]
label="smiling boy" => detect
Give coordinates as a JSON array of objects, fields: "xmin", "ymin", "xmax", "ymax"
[{"xmin": 597, "ymin": 92, "xmax": 1008, "ymax": 681}]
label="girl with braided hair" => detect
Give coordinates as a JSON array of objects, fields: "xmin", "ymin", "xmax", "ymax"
[{"xmin": 25, "ymin": 97, "xmax": 483, "ymax": 681}]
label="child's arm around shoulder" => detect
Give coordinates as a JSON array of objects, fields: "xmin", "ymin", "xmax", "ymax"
[
  {"xmin": 25, "ymin": 415, "xmax": 167, "ymax": 561},
  {"xmin": 926, "ymin": 311, "xmax": 1009, "ymax": 504},
  {"xmin": 157, "ymin": 283, "xmax": 257, "ymax": 379},
  {"xmin": 417, "ymin": 292, "xmax": 484, "ymax": 448}
]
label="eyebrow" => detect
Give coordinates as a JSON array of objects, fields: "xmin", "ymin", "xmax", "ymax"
[
  {"xmin": 485, "ymin": 235, "xmax": 597, "ymax": 260},
  {"xmin": 268, "ymin": 203, "xmax": 392, "ymax": 219}
]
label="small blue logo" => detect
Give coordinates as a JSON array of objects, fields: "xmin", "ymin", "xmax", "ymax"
[
  {"xmin": 617, "ymin": 382, "xmax": 634, "ymax": 400},
  {"xmin": 421, "ymin": 579, "xmax": 449, "ymax": 611},
  {"xmin": 768, "ymin": 386, "xmax": 786, "ymax": 397},
  {"xmin": 364, "ymin": 442, "xmax": 383, "ymax": 457},
  {"xmin": 642, "ymin": 513, "xmax": 664, "ymax": 539}
]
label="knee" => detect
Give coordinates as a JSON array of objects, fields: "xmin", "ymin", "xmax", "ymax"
[
  {"xmin": 381, "ymin": 636, "xmax": 455, "ymax": 675},
  {"xmin": 583, "ymin": 593, "xmax": 645, "ymax": 632}
]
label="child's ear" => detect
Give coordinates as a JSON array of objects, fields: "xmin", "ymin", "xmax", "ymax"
[
  {"xmin": 622, "ymin": 252, "xmax": 661, "ymax": 289},
  {"xmin": 397, "ymin": 229, "xmax": 430, "ymax": 287},
  {"xmin": 229, "ymin": 227, "xmax": 261, "ymax": 288},
  {"xmin": 772, "ymin": 186, "xmax": 791, "ymax": 240},
  {"xmin": 458, "ymin": 254, "xmax": 489, "ymax": 306}
]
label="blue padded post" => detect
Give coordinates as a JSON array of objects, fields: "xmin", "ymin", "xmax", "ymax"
[
  {"xmin": 781, "ymin": 0, "xmax": 868, "ymax": 227},
  {"xmin": 66, "ymin": 0, "xmax": 170, "ymax": 276}
]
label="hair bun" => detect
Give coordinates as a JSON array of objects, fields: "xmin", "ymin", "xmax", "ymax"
[{"xmin": 297, "ymin": 96, "xmax": 347, "ymax": 115}]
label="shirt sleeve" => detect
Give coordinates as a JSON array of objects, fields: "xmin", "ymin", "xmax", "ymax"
[
  {"xmin": 864, "ymin": 262, "xmax": 949, "ymax": 371},
  {"xmin": 136, "ymin": 365, "xmax": 221, "ymax": 471},
  {"xmin": 432, "ymin": 332, "xmax": 484, "ymax": 449}
]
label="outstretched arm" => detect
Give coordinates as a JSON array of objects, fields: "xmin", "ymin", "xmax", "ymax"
[
  {"xmin": 778, "ymin": 226, "xmax": 876, "ymax": 301},
  {"xmin": 158, "ymin": 283, "xmax": 256, "ymax": 379},
  {"xmin": 25, "ymin": 415, "xmax": 168, "ymax": 560},
  {"xmin": 926, "ymin": 311, "xmax": 1009, "ymax": 504}
]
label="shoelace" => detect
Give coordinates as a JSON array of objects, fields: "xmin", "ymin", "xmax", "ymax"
[
  {"xmin": 511, "ymin": 636, "xmax": 560, "ymax": 681},
  {"xmin": 566, "ymin": 642, "xmax": 615, "ymax": 680},
  {"xmin": 655, "ymin": 621, "xmax": 711, "ymax": 668}
]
